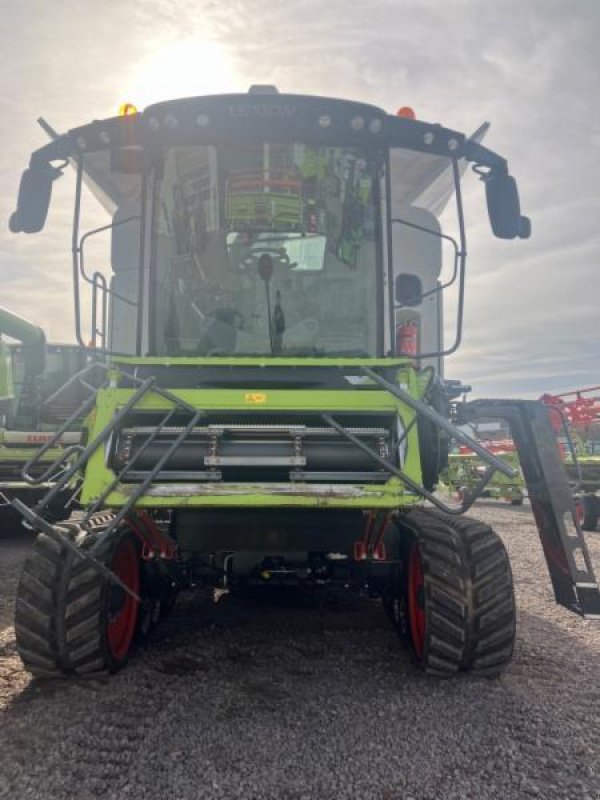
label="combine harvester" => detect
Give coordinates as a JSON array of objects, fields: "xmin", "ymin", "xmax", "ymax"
[
  {"xmin": 0, "ymin": 307, "xmax": 85, "ymax": 520},
  {"xmin": 542, "ymin": 387, "xmax": 600, "ymax": 531},
  {"xmin": 7, "ymin": 86, "xmax": 600, "ymax": 679}
]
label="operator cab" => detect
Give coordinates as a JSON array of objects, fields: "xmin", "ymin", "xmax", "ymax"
[
  {"xmin": 9, "ymin": 86, "xmax": 530, "ymax": 371},
  {"xmin": 153, "ymin": 138, "xmax": 378, "ymax": 358}
]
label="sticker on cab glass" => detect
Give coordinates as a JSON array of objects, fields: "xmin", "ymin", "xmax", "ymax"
[{"xmin": 244, "ymin": 392, "xmax": 267, "ymax": 404}]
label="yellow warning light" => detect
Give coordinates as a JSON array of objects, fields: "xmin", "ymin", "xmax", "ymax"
[
  {"xmin": 396, "ymin": 106, "xmax": 416, "ymax": 120},
  {"xmin": 118, "ymin": 103, "xmax": 138, "ymax": 117}
]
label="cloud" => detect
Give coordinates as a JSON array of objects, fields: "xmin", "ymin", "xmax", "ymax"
[{"xmin": 1, "ymin": 0, "xmax": 599, "ymax": 395}]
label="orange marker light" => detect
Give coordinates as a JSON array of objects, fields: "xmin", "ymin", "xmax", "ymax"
[
  {"xmin": 396, "ymin": 106, "xmax": 416, "ymax": 120},
  {"xmin": 119, "ymin": 103, "xmax": 138, "ymax": 117}
]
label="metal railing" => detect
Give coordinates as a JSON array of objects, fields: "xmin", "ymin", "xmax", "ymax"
[
  {"xmin": 19, "ymin": 364, "xmax": 204, "ymax": 539},
  {"xmin": 18, "ymin": 359, "xmax": 519, "ymax": 527}
]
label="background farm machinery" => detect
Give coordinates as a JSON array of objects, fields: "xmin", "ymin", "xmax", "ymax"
[
  {"xmin": 0, "ymin": 306, "xmax": 85, "ymax": 519},
  {"xmin": 541, "ymin": 387, "xmax": 600, "ymax": 531},
  {"xmin": 443, "ymin": 439, "xmax": 525, "ymax": 506}
]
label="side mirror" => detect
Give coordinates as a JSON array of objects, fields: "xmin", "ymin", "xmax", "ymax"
[
  {"xmin": 9, "ymin": 163, "xmax": 61, "ymax": 234},
  {"xmin": 485, "ymin": 173, "xmax": 531, "ymax": 240},
  {"xmin": 395, "ymin": 273, "xmax": 423, "ymax": 306}
]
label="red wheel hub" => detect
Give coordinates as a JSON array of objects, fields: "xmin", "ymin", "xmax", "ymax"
[
  {"xmin": 574, "ymin": 499, "xmax": 585, "ymax": 526},
  {"xmin": 407, "ymin": 544, "xmax": 426, "ymax": 659},
  {"xmin": 106, "ymin": 538, "xmax": 140, "ymax": 660}
]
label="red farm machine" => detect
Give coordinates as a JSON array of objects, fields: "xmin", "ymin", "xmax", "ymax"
[
  {"xmin": 6, "ymin": 86, "xmax": 600, "ymax": 680},
  {"xmin": 541, "ymin": 387, "xmax": 600, "ymax": 531}
]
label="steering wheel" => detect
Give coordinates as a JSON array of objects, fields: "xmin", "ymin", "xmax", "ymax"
[{"xmin": 242, "ymin": 247, "xmax": 297, "ymax": 270}]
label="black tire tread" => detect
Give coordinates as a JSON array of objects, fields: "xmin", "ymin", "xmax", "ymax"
[
  {"xmin": 400, "ymin": 508, "xmax": 516, "ymax": 677},
  {"xmin": 14, "ymin": 514, "xmax": 127, "ymax": 678}
]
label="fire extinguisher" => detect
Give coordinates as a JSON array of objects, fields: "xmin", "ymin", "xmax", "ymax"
[{"xmin": 396, "ymin": 319, "xmax": 418, "ymax": 356}]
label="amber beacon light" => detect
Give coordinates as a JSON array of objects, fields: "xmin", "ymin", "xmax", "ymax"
[{"xmin": 118, "ymin": 103, "xmax": 138, "ymax": 117}]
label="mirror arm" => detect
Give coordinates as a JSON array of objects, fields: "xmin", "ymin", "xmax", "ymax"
[
  {"xmin": 463, "ymin": 140, "xmax": 508, "ymax": 175},
  {"xmin": 29, "ymin": 134, "xmax": 72, "ymax": 167}
]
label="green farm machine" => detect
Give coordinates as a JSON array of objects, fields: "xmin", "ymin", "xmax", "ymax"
[
  {"xmin": 0, "ymin": 307, "xmax": 86, "ymax": 518},
  {"xmin": 0, "ymin": 306, "xmax": 45, "ymax": 417},
  {"xmin": 7, "ymin": 86, "xmax": 600, "ymax": 679},
  {"xmin": 444, "ymin": 440, "xmax": 525, "ymax": 506}
]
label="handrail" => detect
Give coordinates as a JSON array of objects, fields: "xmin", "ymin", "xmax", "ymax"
[{"xmin": 360, "ymin": 366, "xmax": 516, "ymax": 478}]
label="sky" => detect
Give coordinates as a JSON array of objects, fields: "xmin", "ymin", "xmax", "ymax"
[{"xmin": 1, "ymin": 0, "xmax": 599, "ymax": 398}]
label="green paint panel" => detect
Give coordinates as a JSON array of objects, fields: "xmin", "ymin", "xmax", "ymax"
[
  {"xmin": 95, "ymin": 387, "xmax": 407, "ymax": 412},
  {"xmin": 80, "ymin": 368, "xmax": 425, "ymax": 511},
  {"xmin": 113, "ymin": 356, "xmax": 413, "ymax": 368}
]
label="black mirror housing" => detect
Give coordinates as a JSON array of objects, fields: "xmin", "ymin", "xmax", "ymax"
[
  {"xmin": 395, "ymin": 273, "xmax": 423, "ymax": 306},
  {"xmin": 518, "ymin": 215, "xmax": 532, "ymax": 239},
  {"xmin": 9, "ymin": 163, "xmax": 61, "ymax": 234},
  {"xmin": 485, "ymin": 173, "xmax": 525, "ymax": 239}
]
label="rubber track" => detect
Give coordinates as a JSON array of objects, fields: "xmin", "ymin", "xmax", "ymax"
[
  {"xmin": 402, "ymin": 508, "xmax": 516, "ymax": 677},
  {"xmin": 15, "ymin": 515, "xmax": 120, "ymax": 678}
]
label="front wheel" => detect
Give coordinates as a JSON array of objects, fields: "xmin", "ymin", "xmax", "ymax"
[
  {"xmin": 15, "ymin": 523, "xmax": 141, "ymax": 677},
  {"xmin": 387, "ymin": 509, "xmax": 516, "ymax": 677}
]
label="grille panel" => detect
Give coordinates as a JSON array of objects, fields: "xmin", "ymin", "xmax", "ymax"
[{"xmin": 110, "ymin": 411, "xmax": 398, "ymax": 484}]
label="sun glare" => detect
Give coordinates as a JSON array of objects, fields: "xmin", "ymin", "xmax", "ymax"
[{"xmin": 125, "ymin": 40, "xmax": 239, "ymax": 109}]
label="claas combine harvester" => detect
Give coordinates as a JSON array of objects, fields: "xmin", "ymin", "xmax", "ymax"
[
  {"xmin": 0, "ymin": 306, "xmax": 86, "ymax": 515},
  {"xmin": 7, "ymin": 86, "xmax": 600, "ymax": 679}
]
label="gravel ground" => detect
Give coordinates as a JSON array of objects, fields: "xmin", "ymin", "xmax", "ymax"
[{"xmin": 1, "ymin": 503, "xmax": 600, "ymax": 800}]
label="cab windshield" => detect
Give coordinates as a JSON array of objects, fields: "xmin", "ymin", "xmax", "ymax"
[{"xmin": 151, "ymin": 142, "xmax": 380, "ymax": 356}]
